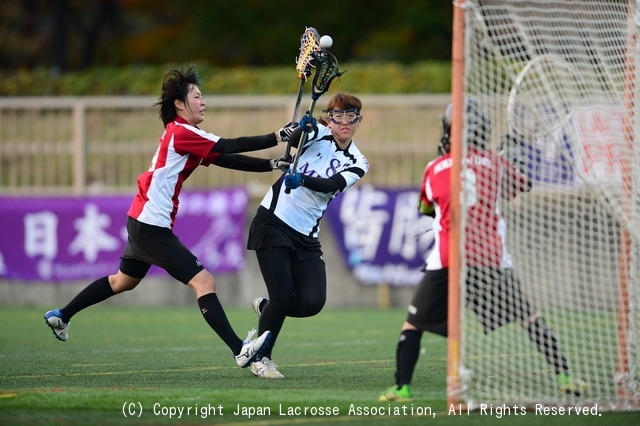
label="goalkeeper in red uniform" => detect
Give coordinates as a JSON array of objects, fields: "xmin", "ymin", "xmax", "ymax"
[{"xmin": 379, "ymin": 99, "xmax": 587, "ymax": 402}]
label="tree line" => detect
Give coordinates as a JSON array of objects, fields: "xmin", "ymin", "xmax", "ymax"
[{"xmin": 0, "ymin": 0, "xmax": 453, "ymax": 73}]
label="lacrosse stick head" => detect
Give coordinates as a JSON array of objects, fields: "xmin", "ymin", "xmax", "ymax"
[
  {"xmin": 310, "ymin": 50, "xmax": 344, "ymax": 100},
  {"xmin": 296, "ymin": 27, "xmax": 321, "ymax": 80}
]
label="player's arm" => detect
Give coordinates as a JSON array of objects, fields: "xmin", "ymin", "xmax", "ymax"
[
  {"xmin": 417, "ymin": 165, "xmax": 435, "ymax": 217},
  {"xmin": 300, "ymin": 174, "xmax": 347, "ymax": 193},
  {"xmin": 211, "ymin": 153, "xmax": 274, "ymax": 172},
  {"xmin": 211, "ymin": 133, "xmax": 278, "ymax": 153},
  {"xmin": 498, "ymin": 140, "xmax": 532, "ymax": 197},
  {"xmin": 289, "ymin": 166, "xmax": 366, "ymax": 193},
  {"xmin": 502, "ymin": 161, "xmax": 532, "ymax": 200}
]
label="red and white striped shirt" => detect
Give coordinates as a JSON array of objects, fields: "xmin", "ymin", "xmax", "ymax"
[
  {"xmin": 420, "ymin": 147, "xmax": 529, "ymax": 270},
  {"xmin": 128, "ymin": 117, "xmax": 221, "ymax": 228}
]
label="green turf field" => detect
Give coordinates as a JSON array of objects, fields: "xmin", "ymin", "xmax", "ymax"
[{"xmin": 1, "ymin": 306, "xmax": 638, "ymax": 425}]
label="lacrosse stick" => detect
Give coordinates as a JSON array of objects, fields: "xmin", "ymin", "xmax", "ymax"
[
  {"xmin": 285, "ymin": 50, "xmax": 343, "ymax": 194},
  {"xmin": 292, "ymin": 27, "xmax": 321, "ymax": 123},
  {"xmin": 281, "ymin": 27, "xmax": 322, "ymax": 164}
]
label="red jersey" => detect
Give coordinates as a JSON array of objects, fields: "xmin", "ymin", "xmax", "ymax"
[
  {"xmin": 128, "ymin": 117, "xmax": 222, "ymax": 229},
  {"xmin": 420, "ymin": 146, "xmax": 529, "ymax": 269}
]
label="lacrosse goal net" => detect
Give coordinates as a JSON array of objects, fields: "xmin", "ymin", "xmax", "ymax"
[{"xmin": 448, "ymin": 0, "xmax": 640, "ymax": 410}]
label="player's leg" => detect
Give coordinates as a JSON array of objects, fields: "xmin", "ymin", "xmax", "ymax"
[
  {"xmin": 185, "ymin": 269, "xmax": 270, "ymax": 368},
  {"xmin": 521, "ymin": 313, "xmax": 568, "ymax": 375},
  {"xmin": 128, "ymin": 217, "xmax": 270, "ymax": 368},
  {"xmin": 287, "ymin": 248, "xmax": 326, "ymax": 318},
  {"xmin": 44, "ymin": 248, "xmax": 147, "ymax": 342},
  {"xmin": 478, "ymin": 267, "xmax": 587, "ymax": 395},
  {"xmin": 521, "ymin": 313, "xmax": 587, "ymax": 394},
  {"xmin": 253, "ymin": 247, "xmax": 296, "ymax": 352},
  {"xmin": 188, "ymin": 270, "xmax": 242, "ymax": 352},
  {"xmin": 251, "ymin": 246, "xmax": 295, "ymax": 378},
  {"xmin": 467, "ymin": 268, "xmax": 566, "ymax": 366},
  {"xmin": 379, "ymin": 268, "xmax": 449, "ymax": 402},
  {"xmin": 500, "ymin": 269, "xmax": 570, "ymax": 374},
  {"xmin": 253, "ymin": 249, "xmax": 327, "ymax": 379}
]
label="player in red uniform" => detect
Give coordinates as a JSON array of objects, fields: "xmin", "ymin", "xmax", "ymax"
[
  {"xmin": 44, "ymin": 66, "xmax": 296, "ymax": 369},
  {"xmin": 379, "ymin": 99, "xmax": 587, "ymax": 401}
]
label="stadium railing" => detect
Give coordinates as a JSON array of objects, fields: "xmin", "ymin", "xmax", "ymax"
[{"xmin": 0, "ymin": 94, "xmax": 450, "ymax": 196}]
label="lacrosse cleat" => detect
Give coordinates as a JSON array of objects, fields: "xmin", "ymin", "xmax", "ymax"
[
  {"xmin": 250, "ymin": 357, "xmax": 284, "ymax": 379},
  {"xmin": 44, "ymin": 309, "xmax": 70, "ymax": 342},
  {"xmin": 557, "ymin": 373, "xmax": 588, "ymax": 396},
  {"xmin": 252, "ymin": 297, "xmax": 268, "ymax": 317},
  {"xmin": 378, "ymin": 384, "xmax": 413, "ymax": 402},
  {"xmin": 235, "ymin": 328, "xmax": 271, "ymax": 368}
]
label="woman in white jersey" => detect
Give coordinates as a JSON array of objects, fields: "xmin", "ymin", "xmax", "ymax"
[
  {"xmin": 44, "ymin": 66, "xmax": 298, "ymax": 369},
  {"xmin": 247, "ymin": 93, "xmax": 369, "ymax": 378}
]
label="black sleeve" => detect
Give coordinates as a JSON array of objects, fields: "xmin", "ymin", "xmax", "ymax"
[
  {"xmin": 213, "ymin": 153, "xmax": 273, "ymax": 172},
  {"xmin": 211, "ymin": 133, "xmax": 277, "ymax": 153},
  {"xmin": 302, "ymin": 174, "xmax": 347, "ymax": 193}
]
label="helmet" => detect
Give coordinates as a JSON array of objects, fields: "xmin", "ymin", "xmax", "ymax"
[
  {"xmin": 439, "ymin": 103, "xmax": 453, "ymax": 154},
  {"xmin": 439, "ymin": 97, "xmax": 491, "ymax": 154}
]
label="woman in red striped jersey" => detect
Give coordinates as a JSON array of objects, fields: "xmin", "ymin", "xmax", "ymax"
[{"xmin": 45, "ymin": 66, "xmax": 297, "ymax": 369}]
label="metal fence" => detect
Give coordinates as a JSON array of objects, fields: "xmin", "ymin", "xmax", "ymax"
[{"xmin": 0, "ymin": 94, "xmax": 450, "ymax": 196}]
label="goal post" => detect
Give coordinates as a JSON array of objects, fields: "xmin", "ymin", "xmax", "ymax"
[
  {"xmin": 448, "ymin": 0, "xmax": 640, "ymax": 410},
  {"xmin": 446, "ymin": 0, "xmax": 466, "ymax": 405}
]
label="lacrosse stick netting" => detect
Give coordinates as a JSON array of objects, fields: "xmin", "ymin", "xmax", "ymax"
[{"xmin": 285, "ymin": 50, "xmax": 343, "ymax": 194}]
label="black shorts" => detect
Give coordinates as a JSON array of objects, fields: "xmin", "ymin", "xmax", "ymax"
[
  {"xmin": 406, "ymin": 267, "xmax": 536, "ymax": 336},
  {"xmin": 407, "ymin": 268, "xmax": 449, "ymax": 336},
  {"xmin": 119, "ymin": 217, "xmax": 204, "ymax": 284},
  {"xmin": 247, "ymin": 206, "xmax": 321, "ymax": 252}
]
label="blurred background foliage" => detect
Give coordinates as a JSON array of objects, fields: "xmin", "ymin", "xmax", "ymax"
[{"xmin": 0, "ymin": 0, "xmax": 453, "ymax": 95}]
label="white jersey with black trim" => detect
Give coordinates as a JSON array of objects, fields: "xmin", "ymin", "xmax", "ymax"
[{"xmin": 260, "ymin": 124, "xmax": 368, "ymax": 238}]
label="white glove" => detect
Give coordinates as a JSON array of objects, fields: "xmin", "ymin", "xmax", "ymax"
[{"xmin": 272, "ymin": 155, "xmax": 291, "ymax": 171}]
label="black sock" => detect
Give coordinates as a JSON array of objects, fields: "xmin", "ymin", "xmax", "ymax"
[
  {"xmin": 527, "ymin": 317, "xmax": 569, "ymax": 375},
  {"xmin": 395, "ymin": 329, "xmax": 421, "ymax": 387},
  {"xmin": 60, "ymin": 276, "xmax": 115, "ymax": 323},
  {"xmin": 197, "ymin": 293, "xmax": 242, "ymax": 354}
]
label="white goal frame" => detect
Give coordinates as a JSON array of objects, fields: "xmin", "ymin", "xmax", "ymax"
[{"xmin": 447, "ymin": 0, "xmax": 640, "ymax": 411}]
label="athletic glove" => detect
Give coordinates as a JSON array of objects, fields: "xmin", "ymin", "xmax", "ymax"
[
  {"xmin": 272, "ymin": 155, "xmax": 291, "ymax": 171},
  {"xmin": 277, "ymin": 121, "xmax": 299, "ymax": 142},
  {"xmin": 284, "ymin": 171, "xmax": 305, "ymax": 190},
  {"xmin": 300, "ymin": 113, "xmax": 318, "ymax": 138}
]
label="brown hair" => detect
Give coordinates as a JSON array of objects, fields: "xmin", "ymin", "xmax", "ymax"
[{"xmin": 319, "ymin": 93, "xmax": 362, "ymax": 125}]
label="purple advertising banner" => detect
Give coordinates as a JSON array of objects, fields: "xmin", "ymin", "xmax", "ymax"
[
  {"xmin": 325, "ymin": 185, "xmax": 434, "ymax": 287},
  {"xmin": 0, "ymin": 188, "xmax": 248, "ymax": 282}
]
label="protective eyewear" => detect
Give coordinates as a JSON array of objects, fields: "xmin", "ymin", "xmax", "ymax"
[{"xmin": 325, "ymin": 108, "xmax": 361, "ymax": 124}]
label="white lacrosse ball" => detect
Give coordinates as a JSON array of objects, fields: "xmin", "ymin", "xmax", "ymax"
[{"xmin": 320, "ymin": 35, "xmax": 333, "ymax": 49}]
